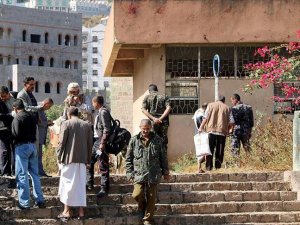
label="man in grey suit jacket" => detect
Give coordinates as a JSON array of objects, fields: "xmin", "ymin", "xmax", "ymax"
[{"xmin": 17, "ymin": 77, "xmax": 46, "ymax": 113}]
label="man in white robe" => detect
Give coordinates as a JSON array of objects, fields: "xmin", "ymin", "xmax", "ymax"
[{"xmin": 56, "ymin": 106, "xmax": 93, "ymax": 220}]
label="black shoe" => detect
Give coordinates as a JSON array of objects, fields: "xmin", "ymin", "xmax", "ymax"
[
  {"xmin": 16, "ymin": 203, "xmax": 30, "ymax": 210},
  {"xmin": 138, "ymin": 210, "xmax": 145, "ymax": 220},
  {"xmin": 34, "ymin": 202, "xmax": 46, "ymax": 209},
  {"xmin": 96, "ymin": 189, "xmax": 108, "ymax": 198},
  {"xmin": 7, "ymin": 180, "xmax": 16, "ymax": 189}
]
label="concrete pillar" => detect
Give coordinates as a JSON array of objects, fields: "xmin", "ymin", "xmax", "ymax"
[{"xmin": 293, "ymin": 111, "xmax": 300, "ymax": 171}]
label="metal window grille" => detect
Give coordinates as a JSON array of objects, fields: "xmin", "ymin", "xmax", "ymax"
[
  {"xmin": 92, "ymin": 58, "xmax": 98, "ymax": 64},
  {"xmin": 166, "ymin": 45, "xmax": 272, "ymax": 115},
  {"xmin": 200, "ymin": 46, "xmax": 234, "ymax": 78},
  {"xmin": 93, "ymin": 47, "xmax": 98, "ymax": 53},
  {"xmin": 274, "ymin": 82, "xmax": 300, "ymax": 114},
  {"xmin": 92, "ymin": 36, "xmax": 98, "ymax": 42},
  {"xmin": 92, "ymin": 81, "xmax": 98, "ymax": 87}
]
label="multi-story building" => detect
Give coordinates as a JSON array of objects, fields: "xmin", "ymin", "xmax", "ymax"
[
  {"xmin": 0, "ymin": 0, "xmax": 27, "ymax": 6},
  {"xmin": 1, "ymin": 0, "xmax": 111, "ymax": 16},
  {"xmin": 82, "ymin": 17, "xmax": 110, "ymax": 94},
  {"xmin": 0, "ymin": 4, "xmax": 82, "ymax": 104},
  {"xmin": 24, "ymin": 0, "xmax": 70, "ymax": 12},
  {"xmin": 70, "ymin": 0, "xmax": 110, "ymax": 17}
]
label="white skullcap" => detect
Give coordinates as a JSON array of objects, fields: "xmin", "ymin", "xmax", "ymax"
[{"xmin": 67, "ymin": 82, "xmax": 80, "ymax": 92}]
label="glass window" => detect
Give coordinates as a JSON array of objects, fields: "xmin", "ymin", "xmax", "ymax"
[
  {"xmin": 92, "ymin": 58, "xmax": 98, "ymax": 64},
  {"xmin": 93, "ymin": 47, "xmax": 98, "ymax": 53},
  {"xmin": 92, "ymin": 36, "xmax": 98, "ymax": 42},
  {"xmin": 93, "ymin": 81, "xmax": 98, "ymax": 87}
]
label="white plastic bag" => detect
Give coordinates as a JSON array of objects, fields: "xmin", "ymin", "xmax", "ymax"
[{"xmin": 194, "ymin": 133, "xmax": 211, "ymax": 157}]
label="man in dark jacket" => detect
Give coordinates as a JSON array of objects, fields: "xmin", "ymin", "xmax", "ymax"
[
  {"xmin": 88, "ymin": 95, "xmax": 112, "ymax": 197},
  {"xmin": 126, "ymin": 119, "xmax": 169, "ymax": 225},
  {"xmin": 230, "ymin": 93, "xmax": 254, "ymax": 158},
  {"xmin": 0, "ymin": 96, "xmax": 13, "ymax": 176}
]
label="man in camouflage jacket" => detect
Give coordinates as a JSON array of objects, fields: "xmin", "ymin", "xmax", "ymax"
[
  {"xmin": 142, "ymin": 84, "xmax": 171, "ymax": 150},
  {"xmin": 125, "ymin": 119, "xmax": 169, "ymax": 225},
  {"xmin": 230, "ymin": 93, "xmax": 254, "ymax": 158}
]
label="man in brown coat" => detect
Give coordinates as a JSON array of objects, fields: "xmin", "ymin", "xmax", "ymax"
[
  {"xmin": 199, "ymin": 95, "xmax": 234, "ymax": 171},
  {"xmin": 56, "ymin": 106, "xmax": 93, "ymax": 220}
]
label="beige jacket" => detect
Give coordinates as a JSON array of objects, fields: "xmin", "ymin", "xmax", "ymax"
[
  {"xmin": 205, "ymin": 101, "xmax": 231, "ymax": 136},
  {"xmin": 56, "ymin": 117, "xmax": 93, "ymax": 165}
]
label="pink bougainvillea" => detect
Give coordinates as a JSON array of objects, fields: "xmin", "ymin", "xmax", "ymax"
[{"xmin": 244, "ymin": 30, "xmax": 300, "ymax": 112}]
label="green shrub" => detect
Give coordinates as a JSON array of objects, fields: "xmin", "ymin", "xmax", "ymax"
[{"xmin": 46, "ymin": 104, "xmax": 64, "ymax": 121}]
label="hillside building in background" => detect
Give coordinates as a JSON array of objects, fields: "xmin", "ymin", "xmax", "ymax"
[
  {"xmin": 24, "ymin": 0, "xmax": 70, "ymax": 12},
  {"xmin": 82, "ymin": 17, "xmax": 110, "ymax": 94},
  {"xmin": 0, "ymin": 0, "xmax": 26, "ymax": 7},
  {"xmin": 0, "ymin": 4, "xmax": 82, "ymax": 103},
  {"xmin": 1, "ymin": 0, "xmax": 111, "ymax": 16},
  {"xmin": 70, "ymin": 0, "xmax": 110, "ymax": 17}
]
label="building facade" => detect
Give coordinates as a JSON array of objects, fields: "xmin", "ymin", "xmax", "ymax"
[
  {"xmin": 0, "ymin": 0, "xmax": 27, "ymax": 7},
  {"xmin": 0, "ymin": 4, "xmax": 82, "ymax": 104},
  {"xmin": 103, "ymin": 0, "xmax": 300, "ymax": 161},
  {"xmin": 70, "ymin": 0, "xmax": 110, "ymax": 17},
  {"xmin": 82, "ymin": 17, "xmax": 110, "ymax": 94},
  {"xmin": 24, "ymin": 0, "xmax": 70, "ymax": 12}
]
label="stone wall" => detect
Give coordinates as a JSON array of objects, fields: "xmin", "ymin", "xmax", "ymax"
[{"xmin": 110, "ymin": 77, "xmax": 133, "ymax": 134}]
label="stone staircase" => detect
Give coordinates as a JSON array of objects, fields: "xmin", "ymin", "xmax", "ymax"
[{"xmin": 1, "ymin": 172, "xmax": 300, "ymax": 224}]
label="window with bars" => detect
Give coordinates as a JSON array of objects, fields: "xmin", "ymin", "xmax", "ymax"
[
  {"xmin": 92, "ymin": 36, "xmax": 98, "ymax": 42},
  {"xmin": 93, "ymin": 70, "xmax": 98, "ymax": 76},
  {"xmin": 93, "ymin": 58, "xmax": 98, "ymax": 64},
  {"xmin": 93, "ymin": 81, "xmax": 98, "ymax": 87},
  {"xmin": 93, "ymin": 47, "xmax": 98, "ymax": 53},
  {"xmin": 166, "ymin": 45, "xmax": 269, "ymax": 114},
  {"xmin": 274, "ymin": 82, "xmax": 300, "ymax": 114}
]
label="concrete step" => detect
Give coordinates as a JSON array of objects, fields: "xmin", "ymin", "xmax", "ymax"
[
  {"xmin": 0, "ymin": 181, "xmax": 291, "ymax": 198},
  {"xmin": 2, "ymin": 190, "xmax": 297, "ymax": 208},
  {"xmin": 3, "ymin": 212, "xmax": 300, "ymax": 225},
  {"xmin": 3, "ymin": 201, "xmax": 300, "ymax": 220},
  {"xmin": 39, "ymin": 171, "xmax": 286, "ymax": 186},
  {"xmin": 0, "ymin": 172, "xmax": 285, "ymax": 188}
]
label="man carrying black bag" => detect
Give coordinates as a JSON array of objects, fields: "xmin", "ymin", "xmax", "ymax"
[{"xmin": 87, "ymin": 95, "xmax": 112, "ymax": 197}]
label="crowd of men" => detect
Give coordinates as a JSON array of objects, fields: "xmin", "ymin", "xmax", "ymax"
[{"xmin": 0, "ymin": 79, "xmax": 253, "ymax": 225}]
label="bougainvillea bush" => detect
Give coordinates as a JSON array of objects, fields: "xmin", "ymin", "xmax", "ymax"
[{"xmin": 244, "ymin": 30, "xmax": 300, "ymax": 112}]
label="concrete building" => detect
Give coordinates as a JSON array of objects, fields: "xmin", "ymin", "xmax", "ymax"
[
  {"xmin": 0, "ymin": 0, "xmax": 27, "ymax": 7},
  {"xmin": 103, "ymin": 0, "xmax": 300, "ymax": 161},
  {"xmin": 70, "ymin": 0, "xmax": 110, "ymax": 17},
  {"xmin": 0, "ymin": 4, "xmax": 82, "ymax": 104},
  {"xmin": 24, "ymin": 0, "xmax": 70, "ymax": 12},
  {"xmin": 82, "ymin": 17, "xmax": 110, "ymax": 94}
]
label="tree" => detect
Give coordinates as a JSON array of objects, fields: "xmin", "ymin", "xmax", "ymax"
[{"xmin": 244, "ymin": 30, "xmax": 300, "ymax": 112}]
